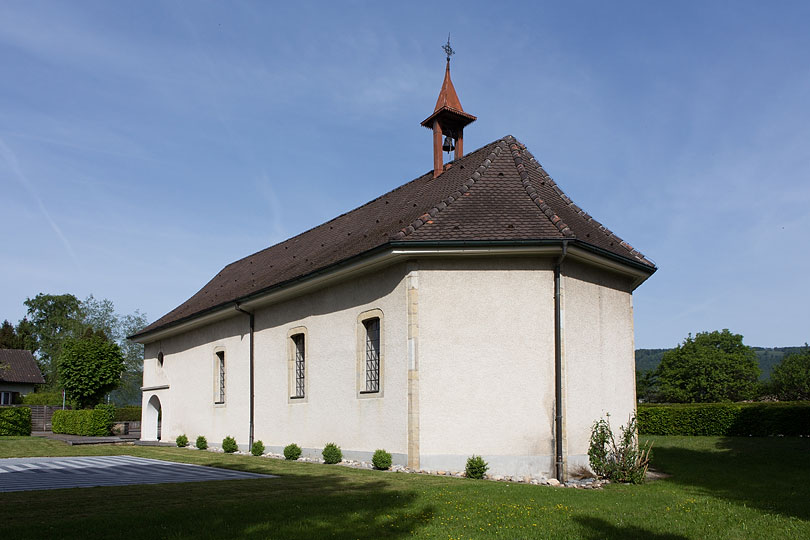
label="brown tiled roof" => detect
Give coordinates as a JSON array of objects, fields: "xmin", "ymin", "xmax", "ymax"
[
  {"xmin": 0, "ymin": 349, "xmax": 45, "ymax": 384},
  {"xmin": 136, "ymin": 135, "xmax": 654, "ymax": 338}
]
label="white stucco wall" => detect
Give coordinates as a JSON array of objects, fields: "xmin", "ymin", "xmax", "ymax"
[
  {"xmin": 251, "ymin": 263, "xmax": 408, "ymax": 460},
  {"xmin": 417, "ymin": 257, "xmax": 556, "ymax": 476},
  {"xmin": 142, "ymin": 263, "xmax": 409, "ymax": 460},
  {"xmin": 142, "ymin": 315, "xmax": 250, "ymax": 443},
  {"xmin": 562, "ymin": 260, "xmax": 637, "ymax": 470},
  {"xmin": 0, "ymin": 383, "xmax": 36, "ymax": 394},
  {"xmin": 140, "ymin": 251, "xmax": 641, "ymax": 479}
]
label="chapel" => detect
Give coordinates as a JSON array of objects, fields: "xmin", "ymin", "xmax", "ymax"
[{"xmin": 132, "ymin": 47, "xmax": 655, "ymax": 479}]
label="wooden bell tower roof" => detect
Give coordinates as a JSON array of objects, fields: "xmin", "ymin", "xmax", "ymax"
[{"xmin": 420, "ymin": 59, "xmax": 477, "ymax": 130}]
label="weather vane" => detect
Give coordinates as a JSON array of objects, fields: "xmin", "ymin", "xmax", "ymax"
[{"xmin": 442, "ymin": 33, "xmax": 455, "ymax": 62}]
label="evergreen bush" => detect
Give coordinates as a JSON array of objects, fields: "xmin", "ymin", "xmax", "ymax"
[
  {"xmin": 284, "ymin": 443, "xmax": 302, "ymax": 460},
  {"xmin": 465, "ymin": 455, "xmax": 488, "ymax": 479},
  {"xmin": 176, "ymin": 434, "xmax": 189, "ymax": 447},
  {"xmin": 51, "ymin": 406, "xmax": 115, "ymax": 436},
  {"xmin": 222, "ymin": 436, "xmax": 238, "ymax": 453},
  {"xmin": 94, "ymin": 404, "xmax": 116, "ymax": 433},
  {"xmin": 638, "ymin": 402, "xmax": 810, "ymax": 436},
  {"xmin": 196, "ymin": 435, "xmax": 208, "ymax": 450},
  {"xmin": 251, "ymin": 440, "xmax": 265, "ymax": 456},
  {"xmin": 372, "ymin": 449, "xmax": 392, "ymax": 470},
  {"xmin": 322, "ymin": 442, "xmax": 342, "ymax": 464},
  {"xmin": 21, "ymin": 392, "xmax": 65, "ymax": 406},
  {"xmin": 114, "ymin": 407, "xmax": 142, "ymax": 422},
  {"xmin": 0, "ymin": 407, "xmax": 32, "ymax": 435}
]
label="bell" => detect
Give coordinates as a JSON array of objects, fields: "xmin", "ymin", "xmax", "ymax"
[{"xmin": 442, "ymin": 135, "xmax": 455, "ymax": 153}]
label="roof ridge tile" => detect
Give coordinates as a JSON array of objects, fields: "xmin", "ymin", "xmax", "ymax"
[
  {"xmin": 393, "ymin": 140, "xmax": 506, "ymax": 240},
  {"xmin": 518, "ymin": 140, "xmax": 653, "ymax": 265},
  {"xmin": 505, "ymin": 135, "xmax": 575, "ymax": 238}
]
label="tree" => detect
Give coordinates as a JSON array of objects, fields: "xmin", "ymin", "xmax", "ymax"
[
  {"xmin": 82, "ymin": 295, "xmax": 148, "ymax": 404},
  {"xmin": 769, "ymin": 345, "xmax": 810, "ymax": 401},
  {"xmin": 24, "ymin": 293, "xmax": 84, "ymax": 386},
  {"xmin": 655, "ymin": 329, "xmax": 760, "ymax": 403},
  {"xmin": 0, "ymin": 320, "xmax": 20, "ymax": 349},
  {"xmin": 59, "ymin": 331, "xmax": 125, "ymax": 409},
  {"xmin": 0, "ymin": 318, "xmax": 37, "ymax": 351},
  {"xmin": 635, "ymin": 369, "xmax": 659, "ymax": 403}
]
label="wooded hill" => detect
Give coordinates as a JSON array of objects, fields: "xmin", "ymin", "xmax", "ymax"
[{"xmin": 636, "ymin": 347, "xmax": 806, "ymax": 380}]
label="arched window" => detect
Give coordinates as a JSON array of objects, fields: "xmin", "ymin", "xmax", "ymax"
[
  {"xmin": 214, "ymin": 350, "xmax": 225, "ymax": 404},
  {"xmin": 357, "ymin": 309, "xmax": 384, "ymax": 397},
  {"xmin": 287, "ymin": 327, "xmax": 307, "ymax": 402}
]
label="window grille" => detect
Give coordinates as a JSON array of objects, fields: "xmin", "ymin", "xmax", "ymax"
[
  {"xmin": 364, "ymin": 318, "xmax": 380, "ymax": 392},
  {"xmin": 216, "ymin": 351, "xmax": 225, "ymax": 403},
  {"xmin": 293, "ymin": 334, "xmax": 305, "ymax": 398}
]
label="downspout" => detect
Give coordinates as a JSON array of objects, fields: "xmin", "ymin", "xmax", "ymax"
[
  {"xmin": 235, "ymin": 305, "xmax": 255, "ymax": 450},
  {"xmin": 554, "ymin": 240, "xmax": 568, "ymax": 482}
]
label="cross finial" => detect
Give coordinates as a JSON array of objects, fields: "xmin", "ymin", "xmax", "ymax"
[{"xmin": 442, "ymin": 33, "xmax": 455, "ymax": 62}]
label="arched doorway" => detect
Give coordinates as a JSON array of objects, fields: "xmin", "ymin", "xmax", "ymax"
[{"xmin": 144, "ymin": 394, "xmax": 162, "ymax": 441}]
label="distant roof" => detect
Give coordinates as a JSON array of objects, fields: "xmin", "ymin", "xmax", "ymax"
[
  {"xmin": 0, "ymin": 349, "xmax": 45, "ymax": 384},
  {"xmin": 135, "ymin": 135, "xmax": 655, "ymax": 339}
]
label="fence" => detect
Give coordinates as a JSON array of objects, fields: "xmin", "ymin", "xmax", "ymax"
[{"xmin": 27, "ymin": 405, "xmax": 69, "ymax": 431}]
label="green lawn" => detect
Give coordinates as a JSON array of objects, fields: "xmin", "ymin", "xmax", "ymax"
[{"xmin": 0, "ymin": 436, "xmax": 808, "ymax": 539}]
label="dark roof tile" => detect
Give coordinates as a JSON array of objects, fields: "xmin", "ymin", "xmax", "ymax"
[
  {"xmin": 0, "ymin": 349, "xmax": 45, "ymax": 384},
  {"xmin": 136, "ymin": 136, "xmax": 654, "ymax": 338}
]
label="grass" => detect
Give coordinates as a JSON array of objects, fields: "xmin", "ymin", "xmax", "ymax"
[{"xmin": 1, "ymin": 436, "xmax": 809, "ymax": 539}]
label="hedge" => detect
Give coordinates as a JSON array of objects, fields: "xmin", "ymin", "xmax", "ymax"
[
  {"xmin": 114, "ymin": 407, "xmax": 142, "ymax": 422},
  {"xmin": 0, "ymin": 407, "xmax": 32, "ymax": 436},
  {"xmin": 52, "ymin": 405, "xmax": 116, "ymax": 436},
  {"xmin": 638, "ymin": 402, "xmax": 810, "ymax": 436},
  {"xmin": 21, "ymin": 392, "xmax": 66, "ymax": 406}
]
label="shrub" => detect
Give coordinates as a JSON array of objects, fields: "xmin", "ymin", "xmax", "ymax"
[
  {"xmin": 51, "ymin": 406, "xmax": 115, "ymax": 436},
  {"xmin": 284, "ymin": 443, "xmax": 302, "ymax": 460},
  {"xmin": 322, "ymin": 442, "xmax": 342, "ymax": 464},
  {"xmin": 176, "ymin": 434, "xmax": 189, "ymax": 447},
  {"xmin": 638, "ymin": 402, "xmax": 810, "ymax": 436},
  {"xmin": 21, "ymin": 392, "xmax": 65, "ymax": 406},
  {"xmin": 94, "ymin": 404, "xmax": 116, "ymax": 432},
  {"xmin": 251, "ymin": 440, "xmax": 265, "ymax": 456},
  {"xmin": 0, "ymin": 407, "xmax": 32, "ymax": 436},
  {"xmin": 222, "ymin": 436, "xmax": 238, "ymax": 453},
  {"xmin": 196, "ymin": 435, "xmax": 208, "ymax": 450},
  {"xmin": 588, "ymin": 414, "xmax": 651, "ymax": 484},
  {"xmin": 465, "ymin": 455, "xmax": 488, "ymax": 479},
  {"xmin": 114, "ymin": 406, "xmax": 142, "ymax": 422},
  {"xmin": 372, "ymin": 449, "xmax": 392, "ymax": 470}
]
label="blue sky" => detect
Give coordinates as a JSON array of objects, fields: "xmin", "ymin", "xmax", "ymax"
[{"xmin": 1, "ymin": 1, "xmax": 808, "ymax": 349}]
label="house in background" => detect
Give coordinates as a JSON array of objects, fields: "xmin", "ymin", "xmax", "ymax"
[
  {"xmin": 131, "ymin": 55, "xmax": 656, "ymax": 480},
  {"xmin": 0, "ymin": 349, "xmax": 45, "ymax": 405}
]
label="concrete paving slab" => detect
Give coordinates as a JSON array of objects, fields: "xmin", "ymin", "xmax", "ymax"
[{"xmin": 0, "ymin": 455, "xmax": 276, "ymax": 493}]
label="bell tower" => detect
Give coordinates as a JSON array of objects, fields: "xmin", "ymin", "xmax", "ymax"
[{"xmin": 421, "ymin": 36, "xmax": 476, "ymax": 178}]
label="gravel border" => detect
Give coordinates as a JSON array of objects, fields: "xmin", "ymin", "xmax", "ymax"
[{"xmin": 176, "ymin": 445, "xmax": 607, "ymax": 489}]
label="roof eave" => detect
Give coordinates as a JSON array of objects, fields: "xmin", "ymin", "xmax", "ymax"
[
  {"xmin": 130, "ymin": 238, "xmax": 655, "ymax": 344},
  {"xmin": 420, "ymin": 107, "xmax": 477, "ymax": 129}
]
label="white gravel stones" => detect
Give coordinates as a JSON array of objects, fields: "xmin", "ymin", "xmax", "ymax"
[{"xmin": 180, "ymin": 445, "xmax": 604, "ymax": 488}]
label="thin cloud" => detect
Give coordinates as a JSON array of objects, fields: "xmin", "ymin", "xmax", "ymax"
[{"xmin": 0, "ymin": 139, "xmax": 80, "ymax": 268}]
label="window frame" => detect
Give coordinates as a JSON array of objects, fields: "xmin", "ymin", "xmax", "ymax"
[
  {"xmin": 287, "ymin": 327, "xmax": 308, "ymax": 403},
  {"xmin": 213, "ymin": 348, "xmax": 226, "ymax": 406},
  {"xmin": 356, "ymin": 309, "xmax": 384, "ymax": 399},
  {"xmin": 0, "ymin": 391, "xmax": 13, "ymax": 405}
]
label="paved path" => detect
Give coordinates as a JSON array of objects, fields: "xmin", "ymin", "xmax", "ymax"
[
  {"xmin": 0, "ymin": 455, "xmax": 275, "ymax": 493},
  {"xmin": 32, "ymin": 431, "xmax": 134, "ymax": 445}
]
